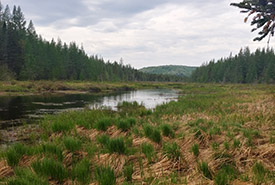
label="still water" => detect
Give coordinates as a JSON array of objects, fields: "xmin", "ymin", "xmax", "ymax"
[{"xmin": 0, "ymin": 89, "xmax": 179, "ymax": 128}]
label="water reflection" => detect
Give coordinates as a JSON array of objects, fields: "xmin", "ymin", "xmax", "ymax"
[{"xmin": 0, "ymin": 89, "xmax": 178, "ymax": 125}]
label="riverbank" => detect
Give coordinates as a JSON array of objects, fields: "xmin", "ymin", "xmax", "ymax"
[
  {"xmin": 0, "ymin": 83, "xmax": 274, "ymax": 184},
  {"xmin": 0, "ymin": 81, "xmax": 184, "ymax": 96}
]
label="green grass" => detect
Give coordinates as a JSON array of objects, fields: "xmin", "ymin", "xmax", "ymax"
[
  {"xmin": 5, "ymin": 143, "xmax": 31, "ymax": 167},
  {"xmin": 40, "ymin": 143, "xmax": 63, "ymax": 162},
  {"xmin": 71, "ymin": 158, "xmax": 91, "ymax": 184},
  {"xmin": 107, "ymin": 137, "xmax": 126, "ymax": 154},
  {"xmin": 116, "ymin": 117, "xmax": 136, "ymax": 132},
  {"xmin": 198, "ymin": 161, "xmax": 212, "ymax": 180},
  {"xmin": 94, "ymin": 165, "xmax": 116, "ymax": 185},
  {"xmin": 95, "ymin": 118, "xmax": 113, "ymax": 131},
  {"xmin": 7, "ymin": 167, "xmax": 48, "ymax": 185},
  {"xmin": 191, "ymin": 143, "xmax": 199, "ymax": 157},
  {"xmin": 161, "ymin": 124, "xmax": 175, "ymax": 138},
  {"xmin": 124, "ymin": 163, "xmax": 134, "ymax": 182},
  {"xmin": 97, "ymin": 134, "xmax": 110, "ymax": 146},
  {"xmin": 214, "ymin": 164, "xmax": 237, "ymax": 185},
  {"xmin": 63, "ymin": 136, "xmax": 82, "ymax": 152},
  {"xmin": 141, "ymin": 143, "xmax": 155, "ymax": 163},
  {"xmin": 163, "ymin": 142, "xmax": 181, "ymax": 160},
  {"xmin": 233, "ymin": 139, "xmax": 241, "ymax": 148},
  {"xmin": 252, "ymin": 162, "xmax": 266, "ymax": 185},
  {"xmin": 143, "ymin": 124, "xmax": 162, "ymax": 143},
  {"xmin": 32, "ymin": 157, "xmax": 68, "ymax": 182}
]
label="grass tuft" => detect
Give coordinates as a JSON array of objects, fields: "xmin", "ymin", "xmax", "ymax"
[
  {"xmin": 163, "ymin": 142, "xmax": 181, "ymax": 160},
  {"xmin": 72, "ymin": 158, "xmax": 91, "ymax": 184},
  {"xmin": 198, "ymin": 161, "xmax": 212, "ymax": 180},
  {"xmin": 191, "ymin": 143, "xmax": 199, "ymax": 157},
  {"xmin": 94, "ymin": 165, "xmax": 116, "ymax": 185},
  {"xmin": 63, "ymin": 136, "xmax": 81, "ymax": 152},
  {"xmin": 252, "ymin": 162, "xmax": 266, "ymax": 185},
  {"xmin": 95, "ymin": 118, "xmax": 113, "ymax": 131},
  {"xmin": 142, "ymin": 143, "xmax": 155, "ymax": 163},
  {"xmin": 32, "ymin": 157, "xmax": 68, "ymax": 182},
  {"xmin": 161, "ymin": 124, "xmax": 175, "ymax": 138},
  {"xmin": 124, "ymin": 163, "xmax": 134, "ymax": 182}
]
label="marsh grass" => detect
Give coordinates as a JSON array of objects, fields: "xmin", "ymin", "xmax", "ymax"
[
  {"xmin": 5, "ymin": 143, "xmax": 31, "ymax": 167},
  {"xmin": 107, "ymin": 137, "xmax": 126, "ymax": 154},
  {"xmin": 94, "ymin": 165, "xmax": 116, "ymax": 185},
  {"xmin": 143, "ymin": 124, "xmax": 162, "ymax": 143},
  {"xmin": 163, "ymin": 142, "xmax": 181, "ymax": 160},
  {"xmin": 63, "ymin": 136, "xmax": 82, "ymax": 152},
  {"xmin": 40, "ymin": 143, "xmax": 63, "ymax": 162},
  {"xmin": 198, "ymin": 161, "xmax": 213, "ymax": 180},
  {"xmin": 191, "ymin": 143, "xmax": 199, "ymax": 157},
  {"xmin": 95, "ymin": 118, "xmax": 113, "ymax": 131},
  {"xmin": 161, "ymin": 124, "xmax": 175, "ymax": 138},
  {"xmin": 116, "ymin": 117, "xmax": 136, "ymax": 132},
  {"xmin": 7, "ymin": 167, "xmax": 48, "ymax": 185},
  {"xmin": 124, "ymin": 163, "xmax": 134, "ymax": 182},
  {"xmin": 71, "ymin": 158, "xmax": 91, "ymax": 184},
  {"xmin": 141, "ymin": 143, "xmax": 154, "ymax": 163},
  {"xmin": 32, "ymin": 157, "xmax": 68, "ymax": 182},
  {"xmin": 214, "ymin": 164, "xmax": 237, "ymax": 185},
  {"xmin": 252, "ymin": 162, "xmax": 266, "ymax": 184}
]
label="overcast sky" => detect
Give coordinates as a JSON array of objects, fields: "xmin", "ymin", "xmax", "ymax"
[{"xmin": 1, "ymin": 0, "xmax": 274, "ymax": 68}]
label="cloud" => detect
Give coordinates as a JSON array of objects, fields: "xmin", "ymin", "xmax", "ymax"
[{"xmin": 1, "ymin": 0, "xmax": 274, "ymax": 68}]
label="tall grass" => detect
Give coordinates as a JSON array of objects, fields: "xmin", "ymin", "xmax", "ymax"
[
  {"xmin": 32, "ymin": 157, "xmax": 68, "ymax": 182},
  {"xmin": 142, "ymin": 143, "xmax": 155, "ymax": 163},
  {"xmin": 5, "ymin": 143, "xmax": 30, "ymax": 167},
  {"xmin": 198, "ymin": 161, "xmax": 212, "ymax": 180},
  {"xmin": 40, "ymin": 143, "xmax": 63, "ymax": 162},
  {"xmin": 63, "ymin": 136, "xmax": 82, "ymax": 152},
  {"xmin": 71, "ymin": 158, "xmax": 91, "ymax": 184},
  {"xmin": 163, "ymin": 142, "xmax": 181, "ymax": 160},
  {"xmin": 143, "ymin": 124, "xmax": 162, "ymax": 143},
  {"xmin": 116, "ymin": 117, "xmax": 136, "ymax": 132},
  {"xmin": 94, "ymin": 165, "xmax": 116, "ymax": 185},
  {"xmin": 161, "ymin": 124, "xmax": 175, "ymax": 138},
  {"xmin": 95, "ymin": 118, "xmax": 113, "ymax": 131}
]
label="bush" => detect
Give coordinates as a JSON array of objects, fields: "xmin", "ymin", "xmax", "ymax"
[
  {"xmin": 142, "ymin": 143, "xmax": 154, "ymax": 163},
  {"xmin": 72, "ymin": 158, "xmax": 91, "ymax": 184},
  {"xmin": 191, "ymin": 143, "xmax": 199, "ymax": 157},
  {"xmin": 32, "ymin": 157, "xmax": 68, "ymax": 182},
  {"xmin": 161, "ymin": 124, "xmax": 175, "ymax": 138},
  {"xmin": 63, "ymin": 136, "xmax": 81, "ymax": 152},
  {"xmin": 94, "ymin": 166, "xmax": 116, "ymax": 185}
]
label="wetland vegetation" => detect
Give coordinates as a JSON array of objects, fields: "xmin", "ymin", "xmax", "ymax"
[{"xmin": 0, "ymin": 83, "xmax": 274, "ymax": 184}]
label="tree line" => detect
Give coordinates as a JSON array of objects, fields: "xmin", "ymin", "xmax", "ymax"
[
  {"xmin": 0, "ymin": 2, "xmax": 183, "ymax": 82},
  {"xmin": 191, "ymin": 47, "xmax": 275, "ymax": 83}
]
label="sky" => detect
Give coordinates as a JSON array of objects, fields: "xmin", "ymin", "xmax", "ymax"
[{"xmin": 1, "ymin": 0, "xmax": 274, "ymax": 69}]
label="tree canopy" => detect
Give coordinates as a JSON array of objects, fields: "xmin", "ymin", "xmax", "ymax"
[{"xmin": 231, "ymin": 0, "xmax": 275, "ymax": 42}]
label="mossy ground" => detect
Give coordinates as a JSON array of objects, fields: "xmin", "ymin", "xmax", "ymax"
[{"xmin": 0, "ymin": 83, "xmax": 274, "ymax": 184}]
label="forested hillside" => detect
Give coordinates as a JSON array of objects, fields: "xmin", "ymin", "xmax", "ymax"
[
  {"xmin": 191, "ymin": 47, "xmax": 275, "ymax": 83},
  {"xmin": 0, "ymin": 3, "xmax": 182, "ymax": 82},
  {"xmin": 139, "ymin": 65, "xmax": 197, "ymax": 77}
]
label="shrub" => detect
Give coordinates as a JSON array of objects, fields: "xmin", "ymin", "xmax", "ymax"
[
  {"xmin": 191, "ymin": 143, "xmax": 199, "ymax": 157},
  {"xmin": 163, "ymin": 142, "xmax": 181, "ymax": 160},
  {"xmin": 32, "ymin": 157, "xmax": 68, "ymax": 182},
  {"xmin": 94, "ymin": 166, "xmax": 116, "ymax": 185},
  {"xmin": 198, "ymin": 161, "xmax": 212, "ymax": 180},
  {"xmin": 124, "ymin": 163, "xmax": 134, "ymax": 182},
  {"xmin": 95, "ymin": 118, "xmax": 113, "ymax": 131},
  {"xmin": 72, "ymin": 158, "xmax": 91, "ymax": 184},
  {"xmin": 161, "ymin": 124, "xmax": 175, "ymax": 138},
  {"xmin": 63, "ymin": 136, "xmax": 81, "ymax": 152},
  {"xmin": 142, "ymin": 143, "xmax": 154, "ymax": 163}
]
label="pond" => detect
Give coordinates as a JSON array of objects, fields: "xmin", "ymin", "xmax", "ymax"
[{"xmin": 0, "ymin": 89, "xmax": 179, "ymax": 129}]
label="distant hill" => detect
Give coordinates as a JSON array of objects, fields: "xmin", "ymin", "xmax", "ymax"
[{"xmin": 139, "ymin": 65, "xmax": 197, "ymax": 77}]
